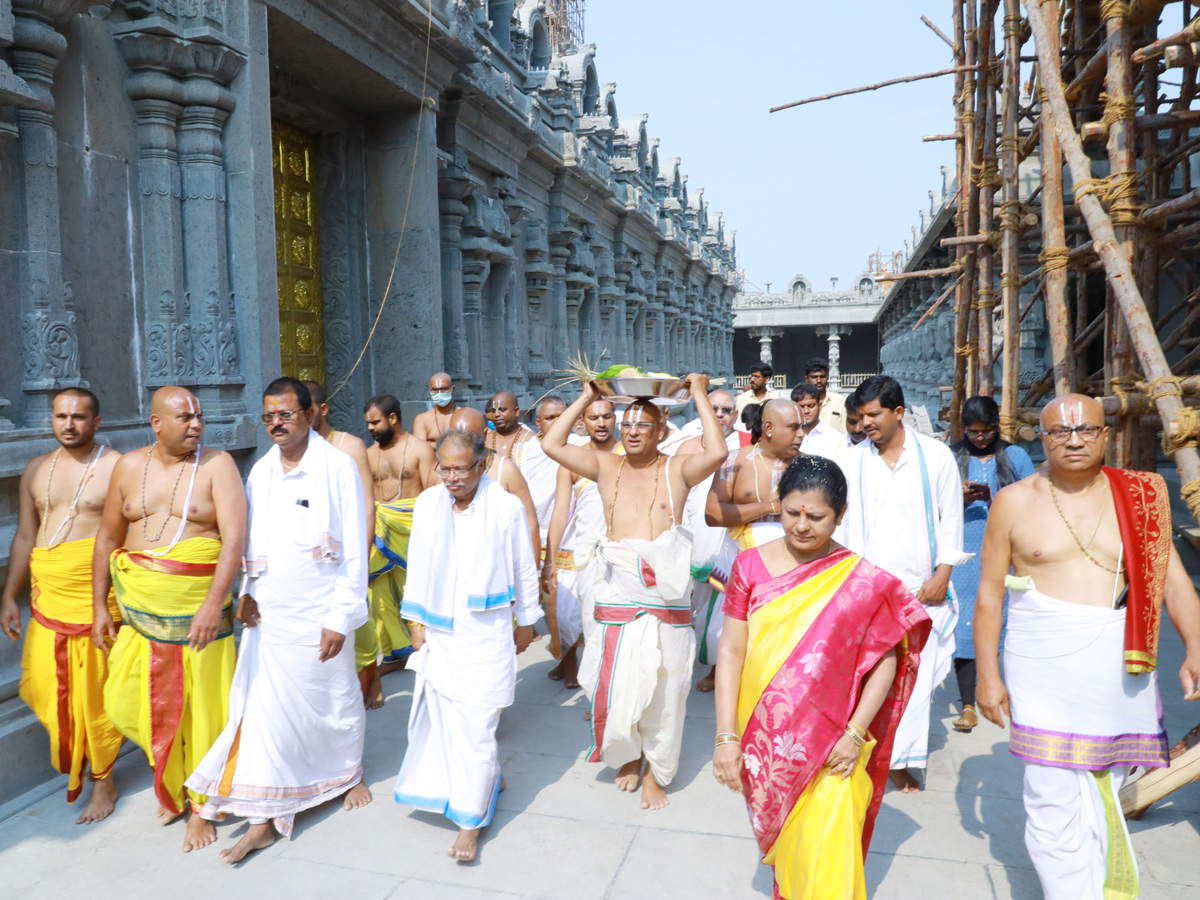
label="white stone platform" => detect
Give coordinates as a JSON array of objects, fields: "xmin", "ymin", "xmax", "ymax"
[{"xmin": 3, "ymin": 622, "xmax": 1198, "ymax": 899}]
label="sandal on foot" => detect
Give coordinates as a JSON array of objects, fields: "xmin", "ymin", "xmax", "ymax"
[{"xmin": 953, "ymin": 706, "xmax": 978, "ymax": 732}]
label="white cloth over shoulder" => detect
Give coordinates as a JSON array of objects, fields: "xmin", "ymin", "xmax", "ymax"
[
  {"xmin": 241, "ymin": 432, "xmax": 368, "ymax": 642},
  {"xmin": 513, "ymin": 429, "xmax": 560, "ymax": 539}
]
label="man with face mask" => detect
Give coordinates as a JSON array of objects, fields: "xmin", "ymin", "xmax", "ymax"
[
  {"xmin": 91, "ymin": 386, "xmax": 246, "ymax": 852},
  {"xmin": 413, "ymin": 373, "xmax": 458, "ymax": 447},
  {"xmin": 705, "ymin": 399, "xmax": 805, "ymax": 551}
]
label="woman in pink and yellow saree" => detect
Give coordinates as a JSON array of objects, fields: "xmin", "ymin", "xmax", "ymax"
[{"xmin": 713, "ymin": 456, "xmax": 931, "ymax": 900}]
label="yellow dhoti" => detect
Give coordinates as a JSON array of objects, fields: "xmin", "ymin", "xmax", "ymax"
[
  {"xmin": 356, "ymin": 500, "xmax": 415, "ymax": 670},
  {"xmin": 103, "ymin": 537, "xmax": 235, "ymax": 815},
  {"xmin": 19, "ymin": 537, "xmax": 123, "ymax": 803}
]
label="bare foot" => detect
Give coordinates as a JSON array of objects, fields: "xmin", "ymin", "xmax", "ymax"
[
  {"xmin": 182, "ymin": 812, "xmax": 217, "ymax": 852},
  {"xmin": 342, "ymin": 781, "xmax": 372, "ymax": 811},
  {"xmin": 360, "ymin": 663, "xmax": 385, "ymax": 710},
  {"xmin": 562, "ymin": 647, "xmax": 580, "ymax": 689},
  {"xmin": 641, "ymin": 777, "xmax": 669, "ymax": 810},
  {"xmin": 695, "ymin": 666, "xmax": 717, "ymax": 693},
  {"xmin": 584, "ymin": 710, "xmax": 592, "ymax": 722},
  {"xmin": 499, "ymin": 776, "xmax": 507, "ymax": 792},
  {"xmin": 156, "ymin": 805, "xmax": 184, "ymax": 826},
  {"xmin": 378, "ymin": 657, "xmax": 406, "ymax": 677},
  {"xmin": 219, "ymin": 822, "xmax": 276, "ymax": 863},
  {"xmin": 447, "ymin": 827, "xmax": 480, "ymax": 861},
  {"xmin": 75, "ymin": 777, "xmax": 118, "ymax": 825},
  {"xmin": 889, "ymin": 769, "xmax": 921, "ymax": 794},
  {"xmin": 548, "ymin": 659, "xmax": 566, "ymax": 681},
  {"xmin": 614, "ymin": 758, "xmax": 642, "ymax": 793}
]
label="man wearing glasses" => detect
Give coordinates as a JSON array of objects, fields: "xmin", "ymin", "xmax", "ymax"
[
  {"xmin": 395, "ymin": 428, "xmax": 541, "ymax": 862},
  {"xmin": 975, "ymin": 394, "xmax": 1200, "ymax": 900},
  {"xmin": 91, "ymin": 386, "xmax": 246, "ymax": 852},
  {"xmin": 543, "ymin": 376, "xmax": 727, "ymax": 811},
  {"xmin": 185, "ymin": 377, "xmax": 371, "ymax": 863}
]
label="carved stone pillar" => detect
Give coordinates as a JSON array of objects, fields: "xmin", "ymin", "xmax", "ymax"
[
  {"xmin": 815, "ymin": 324, "xmax": 851, "ymax": 392},
  {"xmin": 8, "ymin": 0, "xmax": 106, "ymax": 425},
  {"xmin": 461, "ymin": 254, "xmax": 490, "ymax": 391},
  {"xmin": 0, "ymin": 0, "xmax": 36, "ymax": 106},
  {"xmin": 522, "ymin": 217, "xmax": 553, "ymax": 384},
  {"xmin": 748, "ymin": 326, "xmax": 782, "ymax": 368},
  {"xmin": 438, "ymin": 168, "xmax": 474, "ymax": 389}
]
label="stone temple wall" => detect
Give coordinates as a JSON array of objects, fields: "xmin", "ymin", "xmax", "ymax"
[{"xmin": 0, "ymin": 0, "xmax": 738, "ymax": 805}]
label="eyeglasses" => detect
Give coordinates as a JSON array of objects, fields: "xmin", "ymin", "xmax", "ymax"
[
  {"xmin": 966, "ymin": 430, "xmax": 997, "ymax": 440},
  {"xmin": 261, "ymin": 410, "xmax": 304, "ymax": 423},
  {"xmin": 435, "ymin": 462, "xmax": 480, "ymax": 480},
  {"xmin": 1042, "ymin": 424, "xmax": 1104, "ymax": 445},
  {"xmin": 713, "ymin": 406, "xmax": 735, "ymax": 416}
]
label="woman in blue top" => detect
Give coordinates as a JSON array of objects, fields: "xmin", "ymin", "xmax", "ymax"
[{"xmin": 948, "ymin": 396, "xmax": 1034, "ymax": 732}]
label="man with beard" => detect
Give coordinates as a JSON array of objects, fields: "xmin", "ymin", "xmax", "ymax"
[
  {"xmin": 186, "ymin": 377, "xmax": 371, "ymax": 863},
  {"xmin": 666, "ymin": 390, "xmax": 741, "ymax": 693},
  {"xmin": 705, "ymin": 399, "xmax": 804, "ymax": 551},
  {"xmin": 92, "ymin": 386, "xmax": 246, "ymax": 851},
  {"xmin": 837, "ymin": 375, "xmax": 969, "ymax": 794},
  {"xmin": 542, "ymin": 398, "xmax": 618, "ymax": 688},
  {"xmin": 449, "ymin": 406, "xmax": 540, "ymax": 560},
  {"xmin": 735, "ymin": 362, "xmax": 781, "ymax": 416},
  {"xmin": 413, "ymin": 372, "xmax": 458, "ymax": 447},
  {"xmin": 543, "ymin": 377, "xmax": 727, "ymax": 810},
  {"xmin": 303, "ymin": 381, "xmax": 381, "ymax": 708},
  {"xmin": 361, "ymin": 394, "xmax": 438, "ymax": 696},
  {"xmin": 2, "ymin": 388, "xmax": 123, "ymax": 823}
]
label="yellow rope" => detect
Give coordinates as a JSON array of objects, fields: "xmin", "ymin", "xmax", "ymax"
[
  {"xmin": 1072, "ymin": 171, "xmax": 1142, "ymax": 224},
  {"xmin": 1099, "ymin": 0, "xmax": 1129, "ymax": 21},
  {"xmin": 1180, "ymin": 478, "xmax": 1200, "ymax": 521},
  {"xmin": 999, "ymin": 199, "xmax": 1022, "ymax": 232},
  {"xmin": 1109, "ymin": 374, "xmax": 1140, "ymax": 415},
  {"xmin": 1145, "ymin": 375, "xmax": 1185, "ymax": 402},
  {"xmin": 955, "ymin": 342, "xmax": 980, "ymax": 357},
  {"xmin": 975, "ymin": 287, "xmax": 997, "ymax": 310},
  {"xmin": 1003, "ymin": 14, "xmax": 1023, "ymax": 38},
  {"xmin": 1163, "ymin": 407, "xmax": 1200, "ymax": 455},
  {"xmin": 1039, "ymin": 246, "xmax": 1071, "ymax": 274},
  {"xmin": 1001, "ymin": 272, "xmax": 1023, "ymax": 288}
]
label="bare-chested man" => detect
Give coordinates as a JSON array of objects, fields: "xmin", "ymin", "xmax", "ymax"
[
  {"xmin": 412, "ymin": 372, "xmax": 458, "ymax": 447},
  {"xmin": 450, "ymin": 406, "xmax": 541, "ymax": 558},
  {"xmin": 490, "ymin": 391, "xmax": 560, "ymax": 546},
  {"xmin": 362, "ymin": 394, "xmax": 438, "ymax": 692},
  {"xmin": 705, "ymin": 398, "xmax": 803, "ymax": 550},
  {"xmin": 976, "ymin": 394, "xmax": 1200, "ymax": 900},
  {"xmin": 668, "ymin": 389, "xmax": 741, "ymax": 693},
  {"xmin": 1, "ymin": 388, "xmax": 122, "ymax": 824},
  {"xmin": 303, "ymin": 381, "xmax": 383, "ymax": 707},
  {"xmin": 542, "ymin": 399, "xmax": 618, "ymax": 688},
  {"xmin": 543, "ymin": 376, "xmax": 727, "ymax": 809},
  {"xmin": 92, "ymin": 386, "xmax": 246, "ymax": 852}
]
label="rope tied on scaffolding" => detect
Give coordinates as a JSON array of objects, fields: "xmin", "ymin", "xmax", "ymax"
[
  {"xmin": 1099, "ymin": 93, "xmax": 1138, "ymax": 137},
  {"xmin": 1146, "ymin": 375, "xmax": 1185, "ymax": 403},
  {"xmin": 1099, "ymin": 0, "xmax": 1129, "ymax": 22},
  {"xmin": 1072, "ymin": 171, "xmax": 1143, "ymax": 225},
  {"xmin": 974, "ymin": 286, "xmax": 997, "ymax": 310},
  {"xmin": 1109, "ymin": 374, "xmax": 1141, "ymax": 415},
  {"xmin": 1003, "ymin": 14, "xmax": 1023, "ymax": 39},
  {"xmin": 955, "ymin": 341, "xmax": 980, "ymax": 357},
  {"xmin": 1180, "ymin": 479, "xmax": 1200, "ymax": 521},
  {"xmin": 1163, "ymin": 407, "xmax": 1200, "ymax": 456},
  {"xmin": 971, "ymin": 155, "xmax": 1001, "ymax": 188},
  {"xmin": 999, "ymin": 199, "xmax": 1023, "ymax": 232},
  {"xmin": 1001, "ymin": 272, "xmax": 1023, "ymax": 288},
  {"xmin": 1039, "ymin": 246, "xmax": 1071, "ymax": 274}
]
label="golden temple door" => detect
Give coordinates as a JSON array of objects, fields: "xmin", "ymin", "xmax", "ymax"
[{"xmin": 272, "ymin": 120, "xmax": 326, "ymax": 384}]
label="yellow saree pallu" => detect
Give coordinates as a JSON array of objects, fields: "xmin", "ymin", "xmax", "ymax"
[
  {"xmin": 103, "ymin": 536, "xmax": 235, "ymax": 814},
  {"xmin": 356, "ymin": 499, "xmax": 415, "ymax": 670},
  {"xmin": 731, "ymin": 549, "xmax": 929, "ymax": 900},
  {"xmin": 20, "ymin": 537, "xmax": 123, "ymax": 802}
]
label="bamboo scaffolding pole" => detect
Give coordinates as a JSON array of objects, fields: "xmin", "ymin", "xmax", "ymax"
[
  {"xmin": 999, "ymin": 0, "xmax": 1024, "ymax": 439},
  {"xmin": 1025, "ymin": 0, "xmax": 1200, "ymax": 526},
  {"xmin": 951, "ymin": 0, "xmax": 981, "ymax": 437},
  {"xmin": 912, "ymin": 275, "xmax": 964, "ymax": 331},
  {"xmin": 1040, "ymin": 0, "xmax": 1075, "ymax": 396},
  {"xmin": 875, "ymin": 263, "xmax": 963, "ymax": 282},
  {"xmin": 976, "ymin": 1, "xmax": 1000, "ymax": 395},
  {"xmin": 922, "ymin": 14, "xmax": 956, "ymax": 48},
  {"xmin": 768, "ymin": 65, "xmax": 980, "ymax": 113}
]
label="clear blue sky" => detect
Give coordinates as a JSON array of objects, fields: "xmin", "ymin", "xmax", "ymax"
[{"xmin": 587, "ymin": 0, "xmax": 959, "ymax": 293}]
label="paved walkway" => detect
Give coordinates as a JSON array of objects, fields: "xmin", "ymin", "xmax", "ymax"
[{"xmin": 3, "ymin": 624, "xmax": 1198, "ymax": 899}]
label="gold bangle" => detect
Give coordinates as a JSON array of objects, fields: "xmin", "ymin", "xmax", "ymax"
[
  {"xmin": 714, "ymin": 736, "xmax": 741, "ymax": 747},
  {"xmin": 843, "ymin": 726, "xmax": 866, "ymax": 748},
  {"xmin": 846, "ymin": 720, "xmax": 866, "ymax": 740}
]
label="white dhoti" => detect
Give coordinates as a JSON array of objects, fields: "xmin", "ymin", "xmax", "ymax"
[
  {"xmin": 393, "ymin": 672, "xmax": 502, "ymax": 830},
  {"xmin": 682, "ymin": 460, "xmax": 739, "ymax": 668},
  {"xmin": 551, "ymin": 566, "xmax": 584, "ymax": 652},
  {"xmin": 1005, "ymin": 581, "xmax": 1168, "ymax": 900},
  {"xmin": 890, "ymin": 595, "xmax": 957, "ymax": 771},
  {"xmin": 576, "ymin": 528, "xmax": 695, "ymax": 786},
  {"xmin": 187, "ymin": 628, "xmax": 366, "ymax": 837}
]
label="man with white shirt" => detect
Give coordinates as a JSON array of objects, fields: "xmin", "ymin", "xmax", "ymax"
[
  {"xmin": 806, "ymin": 357, "xmax": 847, "ymax": 434},
  {"xmin": 186, "ymin": 377, "xmax": 371, "ymax": 863},
  {"xmin": 837, "ymin": 375, "xmax": 969, "ymax": 794},
  {"xmin": 395, "ymin": 428, "xmax": 541, "ymax": 862},
  {"xmin": 791, "ymin": 382, "xmax": 844, "ymax": 462}
]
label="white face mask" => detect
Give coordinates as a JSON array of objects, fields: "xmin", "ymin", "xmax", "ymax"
[{"xmin": 430, "ymin": 391, "xmax": 453, "ymax": 408}]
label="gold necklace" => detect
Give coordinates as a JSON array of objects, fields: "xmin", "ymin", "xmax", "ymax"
[
  {"xmin": 141, "ymin": 444, "xmax": 192, "ymax": 543},
  {"xmin": 1048, "ymin": 478, "xmax": 1123, "ymax": 575},
  {"xmin": 41, "ymin": 445, "xmax": 101, "ymax": 547},
  {"xmin": 608, "ymin": 454, "xmax": 661, "ymax": 539}
]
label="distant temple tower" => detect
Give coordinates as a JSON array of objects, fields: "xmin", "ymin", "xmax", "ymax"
[{"xmin": 544, "ymin": 0, "xmax": 586, "ymax": 52}]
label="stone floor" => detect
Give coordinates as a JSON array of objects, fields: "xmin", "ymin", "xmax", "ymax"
[{"xmin": 2, "ymin": 624, "xmax": 1198, "ymax": 899}]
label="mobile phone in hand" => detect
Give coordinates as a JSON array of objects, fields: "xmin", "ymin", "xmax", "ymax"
[{"xmin": 967, "ymin": 482, "xmax": 992, "ymax": 502}]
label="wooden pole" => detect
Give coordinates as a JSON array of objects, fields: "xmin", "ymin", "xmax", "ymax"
[
  {"xmin": 1039, "ymin": 0, "xmax": 1075, "ymax": 396},
  {"xmin": 998, "ymin": 0, "xmax": 1023, "ymax": 438},
  {"xmin": 976, "ymin": 1, "xmax": 999, "ymax": 395},
  {"xmin": 951, "ymin": 0, "xmax": 981, "ymax": 436},
  {"xmin": 768, "ymin": 65, "xmax": 978, "ymax": 113},
  {"xmin": 912, "ymin": 275, "xmax": 964, "ymax": 331},
  {"xmin": 1025, "ymin": 0, "xmax": 1200, "ymax": 526}
]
